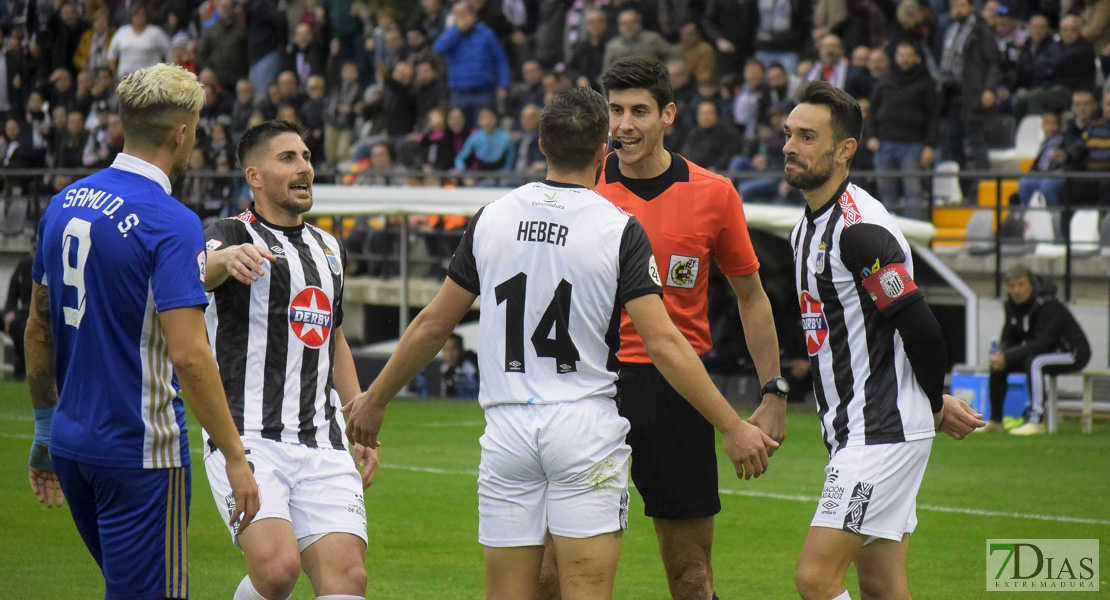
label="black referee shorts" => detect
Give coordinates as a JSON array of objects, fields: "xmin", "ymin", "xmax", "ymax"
[{"xmin": 617, "ymin": 363, "xmax": 720, "ymax": 520}]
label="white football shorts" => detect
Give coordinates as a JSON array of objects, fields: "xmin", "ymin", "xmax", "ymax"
[
  {"xmin": 810, "ymin": 438, "xmax": 933, "ymax": 543},
  {"xmin": 204, "ymin": 436, "xmax": 368, "ymax": 551},
  {"xmin": 477, "ymin": 396, "xmax": 631, "ymax": 547}
]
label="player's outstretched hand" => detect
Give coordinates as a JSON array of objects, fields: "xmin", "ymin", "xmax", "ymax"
[
  {"xmin": 722, "ymin": 420, "xmax": 779, "ymax": 480},
  {"xmin": 224, "ymin": 456, "xmax": 260, "ymax": 534},
  {"xmin": 352, "ymin": 442, "xmax": 380, "ymax": 488},
  {"xmin": 935, "ymin": 394, "xmax": 986, "ymax": 440},
  {"xmin": 343, "ymin": 391, "xmax": 387, "ymax": 450},
  {"xmin": 748, "ymin": 399, "xmax": 787, "ymax": 454},
  {"xmin": 29, "ymin": 467, "xmax": 65, "ymax": 507},
  {"xmin": 223, "ymin": 244, "xmax": 275, "ymax": 285}
]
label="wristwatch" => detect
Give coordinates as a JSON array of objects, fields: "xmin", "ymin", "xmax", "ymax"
[{"xmin": 760, "ymin": 376, "xmax": 791, "ymax": 398}]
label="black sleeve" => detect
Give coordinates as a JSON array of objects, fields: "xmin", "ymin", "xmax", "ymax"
[
  {"xmin": 842, "ymin": 223, "xmax": 944, "ymax": 412},
  {"xmin": 616, "ymin": 217, "xmax": 664, "ymax": 307},
  {"xmin": 204, "ymin": 217, "xmax": 251, "ymax": 248},
  {"xmin": 887, "ymin": 296, "xmax": 947, "ymax": 414},
  {"xmin": 840, "ymin": 223, "xmax": 924, "ymax": 316},
  {"xmin": 446, "ymin": 206, "xmax": 485, "ymax": 295}
]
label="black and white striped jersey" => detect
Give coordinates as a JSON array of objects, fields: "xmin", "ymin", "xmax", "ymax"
[
  {"xmin": 448, "ymin": 181, "xmax": 662, "ymax": 409},
  {"xmin": 790, "ymin": 181, "xmax": 935, "ymax": 457},
  {"xmin": 203, "ymin": 207, "xmax": 348, "ymax": 450}
]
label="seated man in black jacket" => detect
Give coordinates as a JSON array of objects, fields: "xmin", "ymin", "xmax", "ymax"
[{"xmin": 985, "ymin": 264, "xmax": 1091, "ymax": 435}]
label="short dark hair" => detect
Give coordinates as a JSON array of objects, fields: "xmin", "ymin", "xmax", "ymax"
[
  {"xmin": 539, "ymin": 87, "xmax": 608, "ymax": 171},
  {"xmin": 601, "ymin": 56, "xmax": 673, "ymax": 114},
  {"xmin": 237, "ymin": 119, "xmax": 304, "ymax": 168},
  {"xmin": 795, "ymin": 80, "xmax": 863, "ymax": 145}
]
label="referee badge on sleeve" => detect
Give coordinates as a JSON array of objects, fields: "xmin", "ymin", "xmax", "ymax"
[{"xmin": 666, "ymin": 254, "xmax": 699, "ymax": 289}]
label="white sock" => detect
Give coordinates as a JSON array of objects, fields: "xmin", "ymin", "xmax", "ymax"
[
  {"xmin": 830, "ymin": 591, "xmax": 852, "ymax": 600},
  {"xmin": 233, "ymin": 575, "xmax": 291, "ymax": 600},
  {"xmin": 316, "ymin": 596, "xmax": 365, "ymax": 600}
]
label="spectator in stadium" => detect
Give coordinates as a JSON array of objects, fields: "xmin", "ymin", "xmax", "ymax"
[
  {"xmin": 197, "ymin": 68, "xmax": 234, "ymax": 138},
  {"xmin": 72, "ymin": 8, "xmax": 114, "ymax": 74},
  {"xmin": 0, "ymin": 27, "xmax": 28, "ymax": 123},
  {"xmin": 46, "ymin": 68, "xmax": 76, "ymax": 114},
  {"xmin": 51, "ymin": 109, "xmax": 87, "ymax": 169},
  {"xmin": 834, "ymin": 0, "xmax": 888, "ymax": 53},
  {"xmin": 886, "ymin": 0, "xmax": 936, "ymax": 75},
  {"xmin": 805, "ymin": 34, "xmax": 872, "ymax": 100},
  {"xmin": 568, "ymin": 8, "xmax": 610, "ymax": 90},
  {"xmin": 537, "ymin": 55, "xmax": 786, "ymax": 600},
  {"xmin": 411, "ymin": 0, "xmax": 450, "ymax": 44},
  {"xmin": 412, "ymin": 59, "xmax": 450, "ymax": 129},
  {"xmin": 1079, "ymin": 0, "xmax": 1110, "ymax": 52},
  {"xmin": 783, "ymin": 80, "xmax": 984, "ymax": 600},
  {"xmin": 325, "ymin": 60, "xmax": 362, "ymax": 163},
  {"xmin": 1014, "ymin": 111, "xmax": 1067, "ymax": 205},
  {"xmin": 434, "ymin": 1, "xmax": 511, "ymax": 125},
  {"xmin": 89, "ymin": 67, "xmax": 118, "ymax": 114},
  {"xmin": 507, "ymin": 59, "xmax": 546, "ymax": 119},
  {"xmin": 732, "ymin": 58, "xmax": 772, "ymax": 141},
  {"xmin": 603, "ymin": 8, "xmax": 677, "ymax": 71},
  {"xmin": 202, "ymin": 119, "xmax": 375, "ymax": 600},
  {"xmin": 44, "ymin": 1, "xmax": 85, "ymax": 75},
  {"xmin": 25, "ymin": 62, "xmax": 259, "ymax": 600},
  {"xmin": 753, "ymin": 0, "xmax": 812, "ymax": 75},
  {"xmin": 986, "ymin": 265, "xmax": 1090, "ymax": 435},
  {"xmin": 681, "ymin": 99, "xmax": 742, "ymax": 172},
  {"xmin": 674, "ymin": 21, "xmax": 716, "ymax": 87},
  {"xmin": 1010, "ymin": 14, "xmax": 1067, "ymax": 122},
  {"xmin": 439, "ymin": 333, "xmax": 479, "ymax": 398},
  {"xmin": 701, "ymin": 0, "xmax": 759, "ymax": 80},
  {"xmin": 866, "ymin": 41, "xmax": 939, "ymax": 220},
  {"xmin": 989, "ymin": 2, "xmax": 1026, "ymax": 111},
  {"xmin": 299, "ymin": 74, "xmax": 328, "ymax": 167},
  {"xmin": 414, "ymin": 108, "xmax": 456, "ymax": 172},
  {"xmin": 512, "ymin": 103, "xmax": 546, "ymax": 174},
  {"xmin": 3, "ymin": 242, "xmax": 31, "ymax": 381},
  {"xmin": 82, "ymin": 109, "xmax": 123, "ymax": 168},
  {"xmin": 767, "ymin": 61, "xmax": 801, "ymax": 105},
  {"xmin": 735, "ymin": 100, "xmax": 792, "ymax": 204},
  {"xmin": 230, "ymin": 79, "xmax": 257, "ymax": 146},
  {"xmin": 1066, "ymin": 89, "xmax": 1110, "ymax": 205},
  {"xmin": 345, "ymin": 85, "xmax": 775, "ymax": 600},
  {"xmin": 454, "ymin": 105, "xmax": 514, "ymax": 173},
  {"xmin": 321, "ymin": 0, "xmax": 365, "ymax": 64},
  {"xmin": 197, "ymin": 0, "xmax": 249, "ymax": 93},
  {"xmin": 404, "ymin": 25, "xmax": 439, "ymax": 67},
  {"xmin": 106, "ymin": 4, "xmax": 171, "ymax": 79},
  {"xmin": 362, "ymin": 61, "xmax": 418, "ymax": 145},
  {"xmin": 283, "ymin": 22, "xmax": 326, "ymax": 94},
  {"xmin": 274, "ymin": 69, "xmax": 307, "ymax": 112},
  {"xmin": 937, "ymin": 0, "xmax": 1000, "ymax": 180},
  {"xmin": 358, "ymin": 139, "xmax": 407, "ymax": 185},
  {"xmin": 244, "ymin": 0, "xmax": 288, "ymax": 103}
]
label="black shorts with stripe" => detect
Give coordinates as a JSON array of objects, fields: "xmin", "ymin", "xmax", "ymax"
[{"xmin": 617, "ymin": 363, "xmax": 720, "ymax": 519}]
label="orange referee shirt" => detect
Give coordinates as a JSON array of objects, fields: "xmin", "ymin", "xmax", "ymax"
[{"xmin": 597, "ymin": 152, "xmax": 760, "ymax": 363}]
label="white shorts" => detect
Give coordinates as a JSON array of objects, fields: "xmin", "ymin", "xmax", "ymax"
[
  {"xmin": 810, "ymin": 438, "xmax": 933, "ymax": 543},
  {"xmin": 477, "ymin": 397, "xmax": 631, "ymax": 547},
  {"xmin": 204, "ymin": 437, "xmax": 368, "ymax": 551}
]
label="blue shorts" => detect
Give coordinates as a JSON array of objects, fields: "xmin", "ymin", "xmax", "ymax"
[{"xmin": 53, "ymin": 456, "xmax": 191, "ymax": 600}]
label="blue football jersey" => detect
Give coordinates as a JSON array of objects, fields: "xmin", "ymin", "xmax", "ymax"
[{"xmin": 33, "ymin": 155, "xmax": 209, "ymax": 469}]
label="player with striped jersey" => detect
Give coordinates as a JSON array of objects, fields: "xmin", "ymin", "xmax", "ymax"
[
  {"xmin": 344, "ymin": 87, "xmax": 776, "ymax": 600},
  {"xmin": 784, "ymin": 81, "xmax": 984, "ymax": 600},
  {"xmin": 201, "ymin": 120, "xmax": 377, "ymax": 600},
  {"xmin": 25, "ymin": 63, "xmax": 258, "ymax": 599}
]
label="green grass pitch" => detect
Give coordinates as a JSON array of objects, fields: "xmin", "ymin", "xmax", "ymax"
[{"xmin": 1, "ymin": 380, "xmax": 1107, "ymax": 598}]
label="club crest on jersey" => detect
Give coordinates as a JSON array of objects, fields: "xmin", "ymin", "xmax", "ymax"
[
  {"xmin": 667, "ymin": 254, "xmax": 699, "ymax": 288},
  {"xmin": 323, "ymin": 247, "xmax": 342, "ymax": 275},
  {"xmin": 815, "ymin": 242, "xmax": 827, "ymax": 273},
  {"xmin": 289, "ymin": 286, "xmax": 333, "ymax": 347},
  {"xmin": 800, "ymin": 291, "xmax": 828, "ymax": 356},
  {"xmin": 879, "ymin": 269, "xmax": 905, "ymax": 298}
]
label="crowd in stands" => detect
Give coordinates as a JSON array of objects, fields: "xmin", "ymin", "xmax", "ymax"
[{"xmin": 6, "ymin": 0, "xmax": 1110, "ymax": 224}]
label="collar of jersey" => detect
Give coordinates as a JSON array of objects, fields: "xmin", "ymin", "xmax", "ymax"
[
  {"xmin": 603, "ymin": 151, "xmax": 690, "ymax": 201},
  {"xmin": 248, "ymin": 202, "xmax": 305, "ymax": 234},
  {"xmin": 804, "ymin": 177, "xmax": 851, "ymax": 222},
  {"xmin": 538, "ymin": 179, "xmax": 586, "ymax": 189},
  {"xmin": 110, "ymin": 153, "xmax": 172, "ymax": 194}
]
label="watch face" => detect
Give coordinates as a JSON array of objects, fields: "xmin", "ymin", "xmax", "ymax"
[{"xmin": 774, "ymin": 378, "xmax": 790, "ymax": 394}]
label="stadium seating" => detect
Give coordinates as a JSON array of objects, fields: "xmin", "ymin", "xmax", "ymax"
[
  {"xmin": 988, "ymin": 114, "xmax": 1045, "ymax": 171},
  {"xmin": 932, "ymin": 161, "xmax": 962, "ymax": 206}
]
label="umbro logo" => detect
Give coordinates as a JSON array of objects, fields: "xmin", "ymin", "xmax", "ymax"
[
  {"xmin": 822, "ymin": 500, "xmax": 838, "ymax": 511},
  {"xmin": 271, "ymin": 245, "xmax": 286, "ymax": 258}
]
